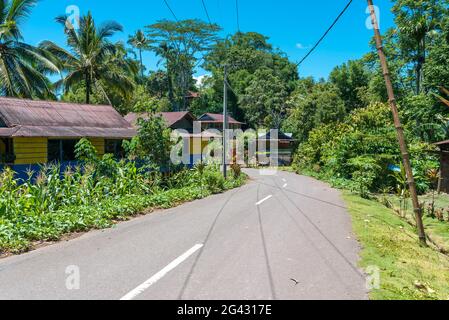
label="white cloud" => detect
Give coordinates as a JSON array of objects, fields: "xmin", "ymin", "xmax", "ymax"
[
  {"xmin": 194, "ymin": 74, "xmax": 209, "ymax": 88},
  {"xmin": 296, "ymin": 43, "xmax": 309, "ymax": 50}
]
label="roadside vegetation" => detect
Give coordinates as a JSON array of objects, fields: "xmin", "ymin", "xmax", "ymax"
[
  {"xmin": 288, "ymin": 0, "xmax": 449, "ymax": 203},
  {"xmin": 344, "ymin": 192, "xmax": 449, "ymax": 300},
  {"xmin": 0, "ymin": 151, "xmax": 246, "ymax": 255},
  {"xmin": 0, "ymin": 113, "xmax": 246, "ymax": 255},
  {"xmin": 383, "ymin": 193, "xmax": 449, "ymax": 252},
  {"xmin": 1, "ymin": 0, "xmax": 449, "ymax": 299}
]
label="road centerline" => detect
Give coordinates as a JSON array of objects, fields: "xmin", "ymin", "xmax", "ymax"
[
  {"xmin": 256, "ymin": 195, "xmax": 273, "ymax": 206},
  {"xmin": 120, "ymin": 243, "xmax": 204, "ymax": 300}
]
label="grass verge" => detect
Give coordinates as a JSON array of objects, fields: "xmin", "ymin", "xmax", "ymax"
[
  {"xmin": 383, "ymin": 193, "xmax": 449, "ymax": 253},
  {"xmin": 343, "ymin": 191, "xmax": 449, "ymax": 300},
  {"xmin": 0, "ymin": 173, "xmax": 247, "ymax": 256}
]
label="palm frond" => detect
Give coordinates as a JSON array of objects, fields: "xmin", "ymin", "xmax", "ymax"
[
  {"xmin": 6, "ymin": 0, "xmax": 37, "ymax": 25},
  {"xmin": 0, "ymin": 0, "xmax": 7, "ymax": 25},
  {"xmin": 97, "ymin": 21, "xmax": 123, "ymax": 39},
  {"xmin": 0, "ymin": 54, "xmax": 15, "ymax": 95},
  {"xmin": 14, "ymin": 41, "xmax": 60, "ymax": 74}
]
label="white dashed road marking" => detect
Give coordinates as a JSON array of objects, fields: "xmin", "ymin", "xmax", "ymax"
[
  {"xmin": 256, "ymin": 195, "xmax": 273, "ymax": 206},
  {"xmin": 120, "ymin": 244, "xmax": 204, "ymax": 300}
]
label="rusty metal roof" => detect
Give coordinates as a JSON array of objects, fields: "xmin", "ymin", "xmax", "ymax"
[
  {"xmin": 198, "ymin": 113, "xmax": 244, "ymax": 125},
  {"xmin": 0, "ymin": 97, "xmax": 136, "ymax": 138},
  {"xmin": 125, "ymin": 111, "xmax": 196, "ymax": 128}
]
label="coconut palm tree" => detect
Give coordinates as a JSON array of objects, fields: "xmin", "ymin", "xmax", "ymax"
[
  {"xmin": 128, "ymin": 29, "xmax": 149, "ymax": 78},
  {"xmin": 0, "ymin": 0, "xmax": 59, "ymax": 98},
  {"xmin": 40, "ymin": 12, "xmax": 134, "ymax": 104}
]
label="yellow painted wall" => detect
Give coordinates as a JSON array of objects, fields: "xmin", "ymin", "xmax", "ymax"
[
  {"xmin": 13, "ymin": 137, "xmax": 106, "ymax": 165},
  {"xmin": 190, "ymin": 137, "xmax": 211, "ymax": 154},
  {"xmin": 89, "ymin": 138, "xmax": 105, "ymax": 157},
  {"xmin": 13, "ymin": 137, "xmax": 47, "ymax": 165}
]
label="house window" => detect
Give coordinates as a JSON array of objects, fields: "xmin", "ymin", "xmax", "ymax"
[
  {"xmin": 48, "ymin": 139, "xmax": 79, "ymax": 163},
  {"xmin": 0, "ymin": 138, "xmax": 14, "ymax": 164},
  {"xmin": 105, "ymin": 139, "xmax": 125, "ymax": 159}
]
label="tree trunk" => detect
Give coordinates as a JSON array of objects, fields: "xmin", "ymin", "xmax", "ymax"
[
  {"xmin": 416, "ymin": 64, "xmax": 421, "ymax": 95},
  {"xmin": 167, "ymin": 62, "xmax": 175, "ymax": 110},
  {"xmin": 416, "ymin": 37, "xmax": 426, "ymax": 94},
  {"xmin": 85, "ymin": 73, "xmax": 90, "ymax": 104},
  {"xmin": 139, "ymin": 49, "xmax": 144, "ymax": 78}
]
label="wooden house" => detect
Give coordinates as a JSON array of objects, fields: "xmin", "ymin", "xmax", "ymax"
[
  {"xmin": 257, "ymin": 131, "xmax": 295, "ymax": 165},
  {"xmin": 125, "ymin": 111, "xmax": 220, "ymax": 164},
  {"xmin": 0, "ymin": 97, "xmax": 136, "ymax": 171},
  {"xmin": 434, "ymin": 139, "xmax": 449, "ymax": 193},
  {"xmin": 197, "ymin": 113, "xmax": 244, "ymax": 131}
]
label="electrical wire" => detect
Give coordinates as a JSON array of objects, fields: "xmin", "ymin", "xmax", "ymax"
[
  {"xmin": 163, "ymin": 0, "xmax": 179, "ymax": 22},
  {"xmin": 201, "ymin": 0, "xmax": 212, "ymax": 25},
  {"xmin": 225, "ymin": 79, "xmax": 243, "ymax": 100},
  {"xmin": 296, "ymin": 0, "xmax": 353, "ymax": 67}
]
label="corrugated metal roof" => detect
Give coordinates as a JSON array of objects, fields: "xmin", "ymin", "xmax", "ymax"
[
  {"xmin": 125, "ymin": 111, "xmax": 196, "ymax": 128},
  {"xmin": 198, "ymin": 113, "xmax": 244, "ymax": 125},
  {"xmin": 0, "ymin": 97, "xmax": 136, "ymax": 138},
  {"xmin": 258, "ymin": 131, "xmax": 295, "ymax": 141}
]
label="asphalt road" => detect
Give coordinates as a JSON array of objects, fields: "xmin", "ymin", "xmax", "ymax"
[{"xmin": 0, "ymin": 169, "xmax": 368, "ymax": 300}]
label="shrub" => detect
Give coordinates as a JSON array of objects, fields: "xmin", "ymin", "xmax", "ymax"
[
  {"xmin": 293, "ymin": 102, "xmax": 438, "ymax": 194},
  {"xmin": 124, "ymin": 112, "xmax": 172, "ymax": 169},
  {"xmin": 203, "ymin": 168, "xmax": 226, "ymax": 193},
  {"xmin": 230, "ymin": 163, "xmax": 242, "ymax": 179},
  {"xmin": 0, "ymin": 162, "xmax": 246, "ymax": 254}
]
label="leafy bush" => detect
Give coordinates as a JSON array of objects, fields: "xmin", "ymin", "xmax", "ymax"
[
  {"xmin": 349, "ymin": 156, "xmax": 381, "ymax": 198},
  {"xmin": 293, "ymin": 102, "xmax": 439, "ymax": 194},
  {"xmin": 123, "ymin": 112, "xmax": 172, "ymax": 169},
  {"xmin": 0, "ymin": 162, "xmax": 246, "ymax": 254},
  {"xmin": 230, "ymin": 163, "xmax": 242, "ymax": 179},
  {"xmin": 203, "ymin": 166, "xmax": 226, "ymax": 193}
]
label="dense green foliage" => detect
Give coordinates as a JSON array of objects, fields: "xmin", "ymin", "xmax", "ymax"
[
  {"xmin": 2, "ymin": 0, "xmax": 449, "ymax": 256},
  {"xmin": 285, "ymin": 1, "xmax": 449, "ymax": 197},
  {"xmin": 124, "ymin": 111, "xmax": 172, "ymax": 169},
  {"xmin": 0, "ymin": 154, "xmax": 246, "ymax": 254},
  {"xmin": 145, "ymin": 19, "xmax": 221, "ymax": 111},
  {"xmin": 203, "ymin": 32, "xmax": 298, "ymax": 125},
  {"xmin": 40, "ymin": 12, "xmax": 136, "ymax": 106},
  {"xmin": 293, "ymin": 102, "xmax": 438, "ymax": 195},
  {"xmin": 0, "ymin": 0, "xmax": 59, "ymax": 98},
  {"xmin": 283, "ymin": 81, "xmax": 346, "ymax": 142}
]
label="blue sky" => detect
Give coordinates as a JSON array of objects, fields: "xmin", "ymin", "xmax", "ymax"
[{"xmin": 22, "ymin": 0, "xmax": 395, "ymax": 79}]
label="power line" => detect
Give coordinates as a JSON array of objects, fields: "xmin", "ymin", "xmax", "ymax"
[
  {"xmin": 225, "ymin": 79, "xmax": 239, "ymax": 97},
  {"xmin": 296, "ymin": 0, "xmax": 353, "ymax": 67},
  {"xmin": 201, "ymin": 0, "xmax": 212, "ymax": 25},
  {"xmin": 235, "ymin": 0, "xmax": 240, "ymax": 31},
  {"xmin": 163, "ymin": 0, "xmax": 179, "ymax": 22}
]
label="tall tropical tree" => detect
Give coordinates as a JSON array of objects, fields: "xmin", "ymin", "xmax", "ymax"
[
  {"xmin": 128, "ymin": 29, "xmax": 149, "ymax": 78},
  {"xmin": 40, "ymin": 12, "xmax": 134, "ymax": 104},
  {"xmin": 153, "ymin": 42, "xmax": 176, "ymax": 108},
  {"xmin": 0, "ymin": 0, "xmax": 58, "ymax": 98},
  {"xmin": 392, "ymin": 0, "xmax": 448, "ymax": 94},
  {"xmin": 146, "ymin": 19, "xmax": 221, "ymax": 110}
]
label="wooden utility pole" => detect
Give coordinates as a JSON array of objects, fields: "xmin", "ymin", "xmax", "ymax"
[
  {"xmin": 367, "ymin": 0, "xmax": 426, "ymax": 245},
  {"xmin": 223, "ymin": 65, "xmax": 228, "ymax": 179}
]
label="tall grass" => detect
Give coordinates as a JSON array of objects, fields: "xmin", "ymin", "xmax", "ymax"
[{"xmin": 0, "ymin": 161, "xmax": 246, "ymax": 254}]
